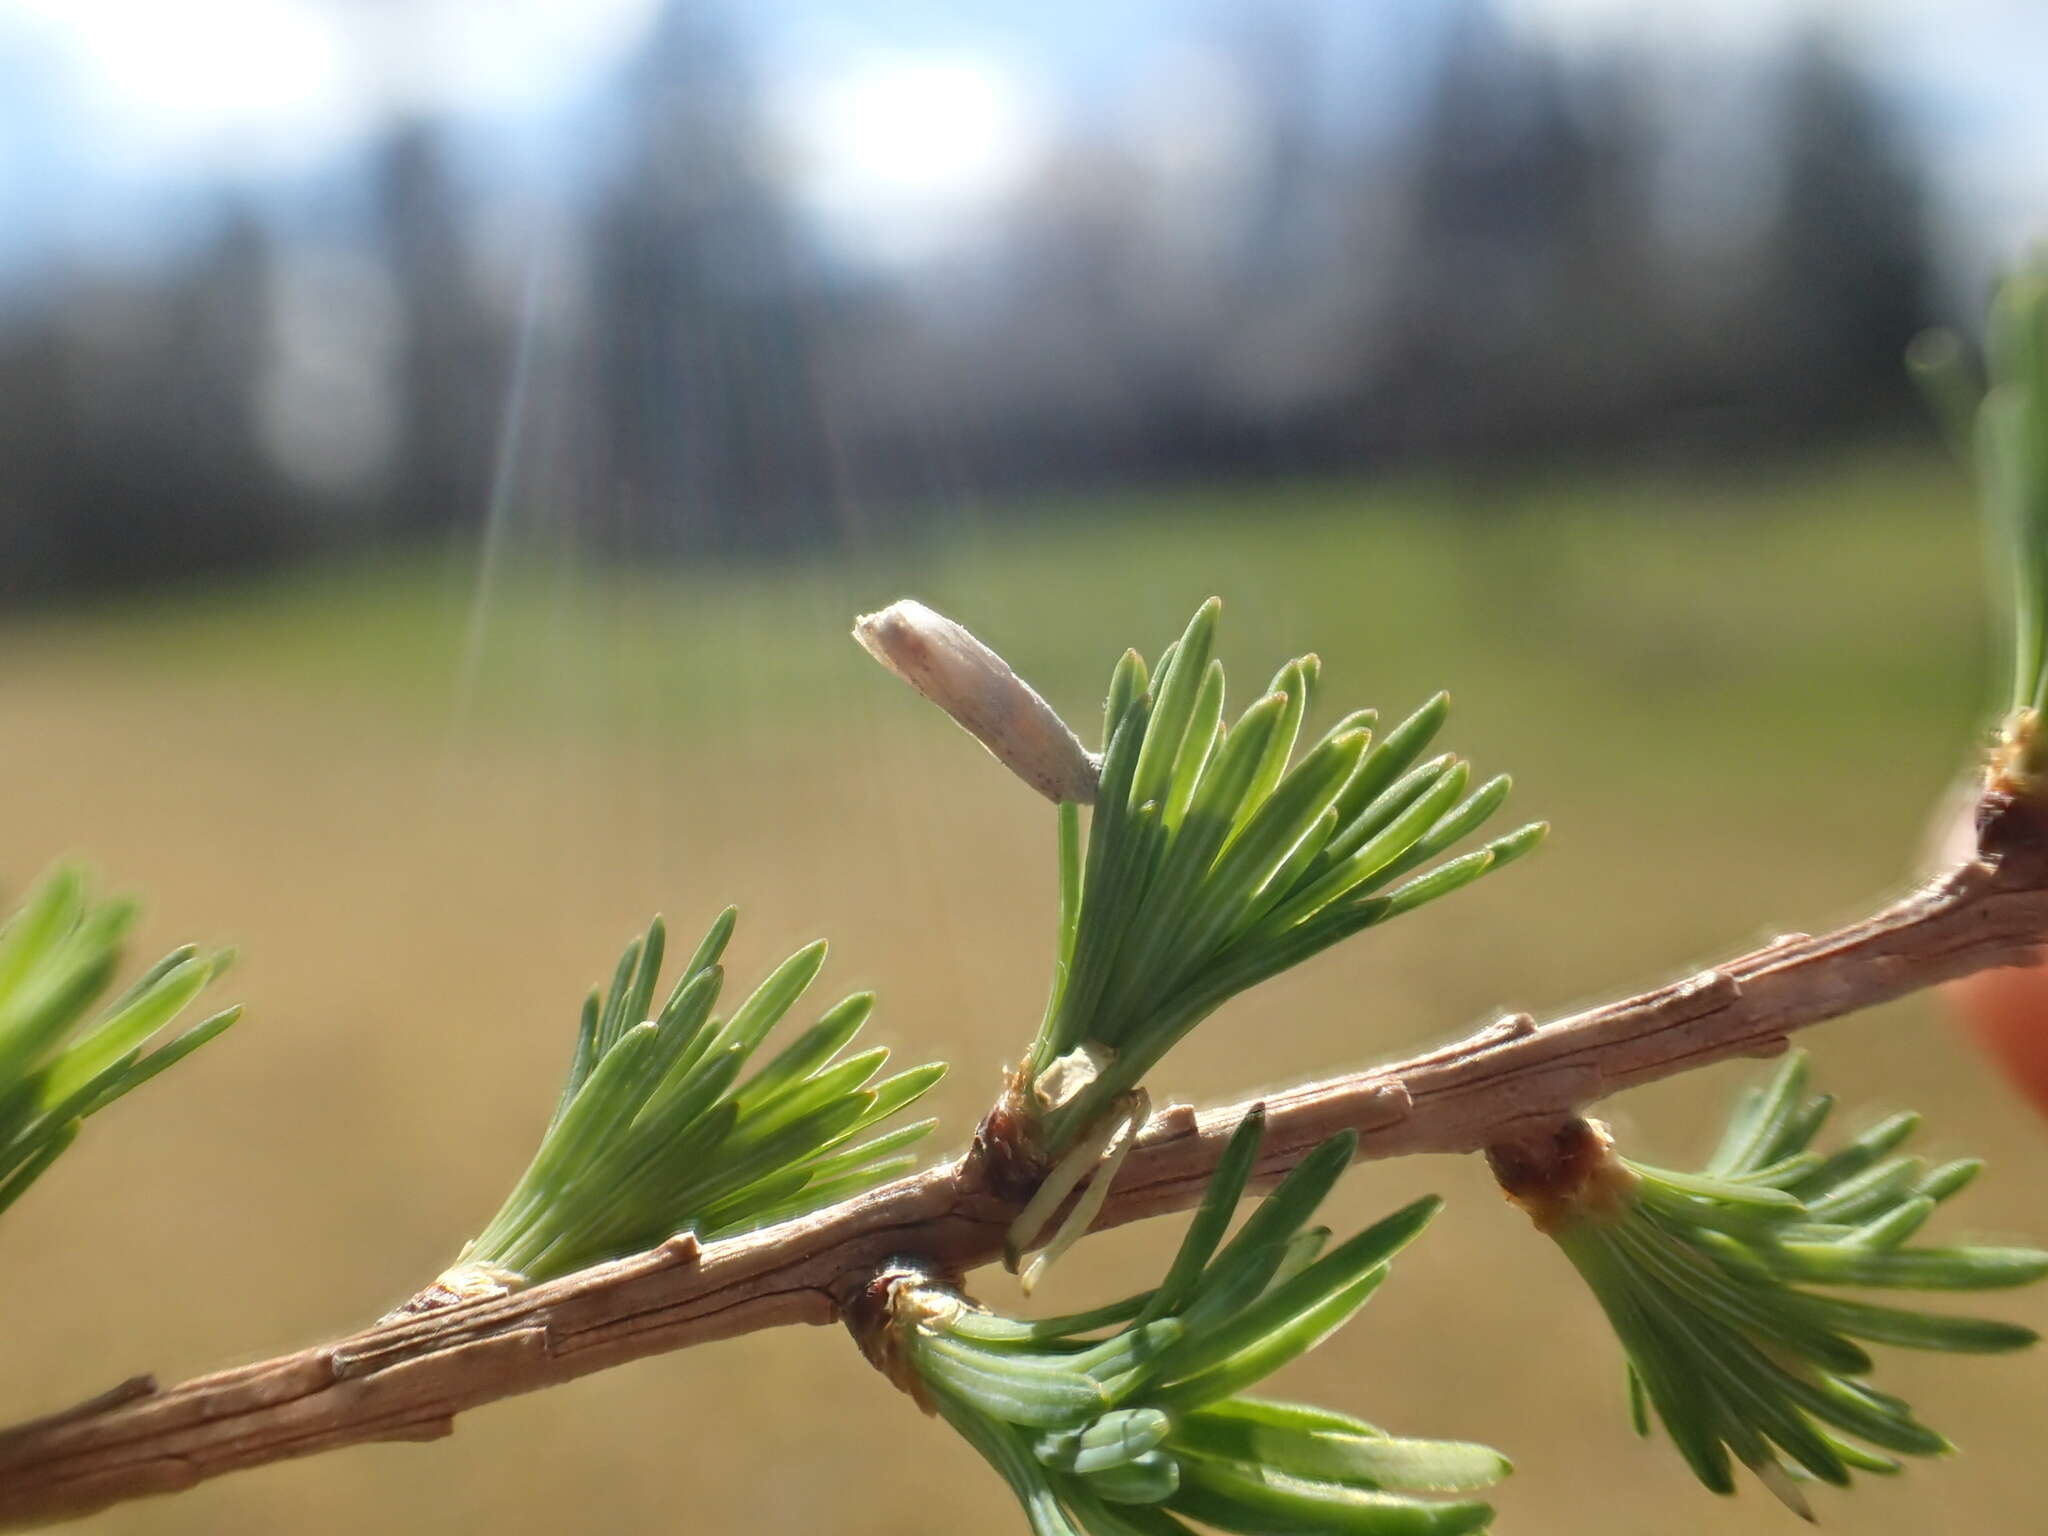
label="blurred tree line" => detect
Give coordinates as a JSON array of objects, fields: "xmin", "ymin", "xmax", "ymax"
[{"xmin": 0, "ymin": 1, "xmax": 1936, "ymax": 602}]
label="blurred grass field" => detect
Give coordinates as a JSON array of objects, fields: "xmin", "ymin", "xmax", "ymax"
[{"xmin": 2, "ymin": 449, "xmax": 2043, "ymax": 1535}]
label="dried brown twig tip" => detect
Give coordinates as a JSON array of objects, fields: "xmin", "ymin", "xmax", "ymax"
[{"xmin": 853, "ymin": 599, "xmax": 1100, "ymax": 804}]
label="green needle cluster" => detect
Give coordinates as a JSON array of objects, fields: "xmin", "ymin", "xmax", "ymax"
[
  {"xmin": 884, "ymin": 1109, "xmax": 1508, "ymax": 1536},
  {"xmin": 0, "ymin": 865, "xmax": 239, "ymax": 1224},
  {"xmin": 1983, "ymin": 272, "xmax": 2048, "ymax": 778},
  {"xmin": 1911, "ymin": 265, "xmax": 2048, "ymax": 784},
  {"xmin": 1028, "ymin": 599, "xmax": 1543, "ymax": 1156},
  {"xmin": 457, "ymin": 911, "xmax": 945, "ymax": 1287},
  {"xmin": 1523, "ymin": 1053, "xmax": 2047, "ymax": 1517}
]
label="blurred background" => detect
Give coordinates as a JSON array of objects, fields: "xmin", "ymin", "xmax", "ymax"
[{"xmin": 1, "ymin": 0, "xmax": 2044, "ymax": 1532}]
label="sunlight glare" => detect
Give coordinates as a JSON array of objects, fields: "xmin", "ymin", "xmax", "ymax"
[{"xmin": 782, "ymin": 51, "xmax": 1045, "ymax": 267}]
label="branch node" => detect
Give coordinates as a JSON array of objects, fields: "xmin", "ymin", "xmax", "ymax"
[
  {"xmin": 1148, "ymin": 1101, "xmax": 1200, "ymax": 1141},
  {"xmin": 1458, "ymin": 1013, "xmax": 1540, "ymax": 1057},
  {"xmin": 1684, "ymin": 967, "xmax": 1738, "ymax": 1003},
  {"xmin": 1356, "ymin": 1076, "xmax": 1414, "ymax": 1125},
  {"xmin": 1484, "ymin": 1116, "xmax": 1637, "ymax": 1235},
  {"xmin": 1975, "ymin": 772, "xmax": 2048, "ymax": 880},
  {"xmin": 379, "ymin": 1261, "xmax": 524, "ymax": 1324},
  {"xmin": 843, "ymin": 1260, "xmax": 959, "ymax": 1413},
  {"xmin": 655, "ymin": 1231, "xmax": 703, "ymax": 1267},
  {"xmin": 968, "ymin": 1064, "xmax": 1051, "ymax": 1204}
]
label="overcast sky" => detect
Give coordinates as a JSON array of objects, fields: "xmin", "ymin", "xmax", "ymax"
[{"xmin": 0, "ymin": 0, "xmax": 2042, "ymax": 282}]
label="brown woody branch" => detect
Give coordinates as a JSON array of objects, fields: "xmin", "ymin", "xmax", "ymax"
[{"xmin": 1, "ymin": 807, "xmax": 2045, "ymax": 1528}]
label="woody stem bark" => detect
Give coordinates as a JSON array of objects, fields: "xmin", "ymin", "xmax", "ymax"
[{"xmin": 1, "ymin": 796, "xmax": 2044, "ymax": 1528}]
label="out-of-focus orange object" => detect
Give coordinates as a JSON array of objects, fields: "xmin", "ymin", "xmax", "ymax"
[
  {"xmin": 1947, "ymin": 962, "xmax": 2048, "ymax": 1119},
  {"xmin": 1937, "ymin": 792, "xmax": 2048, "ymax": 1120}
]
